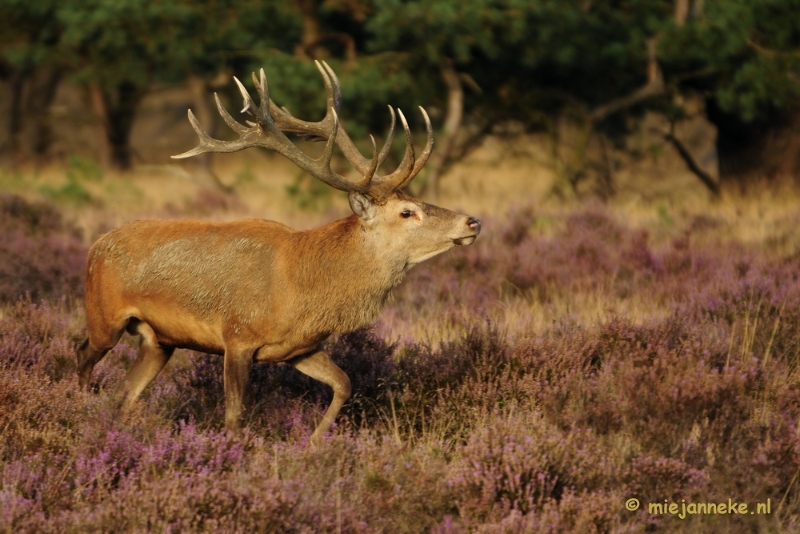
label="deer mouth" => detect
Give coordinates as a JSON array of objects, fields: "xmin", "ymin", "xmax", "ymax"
[{"xmin": 453, "ymin": 236, "xmax": 477, "ymax": 246}]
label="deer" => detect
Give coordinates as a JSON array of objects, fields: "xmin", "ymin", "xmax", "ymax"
[{"xmin": 76, "ymin": 61, "xmax": 481, "ymax": 446}]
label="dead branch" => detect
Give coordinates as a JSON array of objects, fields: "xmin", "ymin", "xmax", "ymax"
[
  {"xmin": 662, "ymin": 129, "xmax": 720, "ymax": 195},
  {"xmin": 420, "ymin": 58, "xmax": 463, "ymax": 200},
  {"xmin": 590, "ymin": 36, "xmax": 665, "ymax": 124}
]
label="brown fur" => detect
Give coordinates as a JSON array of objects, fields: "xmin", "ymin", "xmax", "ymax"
[{"xmin": 77, "ymin": 191, "xmax": 480, "ymax": 446}]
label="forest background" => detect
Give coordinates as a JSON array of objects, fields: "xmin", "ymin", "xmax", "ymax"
[{"xmin": 2, "ymin": 0, "xmax": 800, "ymax": 196}]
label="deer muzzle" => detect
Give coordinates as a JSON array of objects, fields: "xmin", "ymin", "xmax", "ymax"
[{"xmin": 454, "ymin": 217, "xmax": 481, "ymax": 246}]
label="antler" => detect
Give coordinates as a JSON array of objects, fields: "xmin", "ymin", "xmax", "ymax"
[{"xmin": 172, "ymin": 62, "xmax": 434, "ymax": 199}]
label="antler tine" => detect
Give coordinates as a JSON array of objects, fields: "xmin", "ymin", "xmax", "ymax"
[
  {"xmin": 377, "ymin": 106, "xmax": 396, "ymax": 168},
  {"xmin": 171, "ymin": 110, "xmax": 212, "ymax": 159},
  {"xmin": 396, "ymin": 106, "xmax": 435, "ymax": 190},
  {"xmin": 316, "ymin": 60, "xmax": 395, "ymax": 170},
  {"xmin": 172, "ymin": 65, "xmax": 433, "ymax": 198},
  {"xmin": 172, "ymin": 108, "xmax": 250, "ymax": 159},
  {"xmin": 318, "ymin": 60, "xmax": 343, "ymax": 111},
  {"xmin": 251, "ymin": 68, "xmax": 272, "ymax": 119},
  {"xmin": 174, "ymin": 84, "xmax": 369, "ymax": 193},
  {"xmin": 233, "ymin": 76, "xmax": 257, "ymax": 117},
  {"xmin": 260, "ymin": 61, "xmax": 388, "ymax": 177},
  {"xmin": 353, "ymin": 135, "xmax": 379, "ymax": 190},
  {"xmin": 370, "ymin": 108, "xmax": 416, "ymax": 198},
  {"xmin": 213, "ymin": 93, "xmax": 249, "ymax": 135},
  {"xmin": 320, "ymin": 109, "xmax": 340, "ymax": 171}
]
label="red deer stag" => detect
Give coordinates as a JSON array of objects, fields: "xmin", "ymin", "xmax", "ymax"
[{"xmin": 76, "ymin": 61, "xmax": 481, "ymax": 446}]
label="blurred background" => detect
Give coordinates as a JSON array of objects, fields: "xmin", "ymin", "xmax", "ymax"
[{"xmin": 1, "ymin": 0, "xmax": 799, "ymax": 210}]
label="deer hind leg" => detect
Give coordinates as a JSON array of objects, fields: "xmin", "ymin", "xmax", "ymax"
[
  {"xmin": 120, "ymin": 320, "xmax": 175, "ymax": 410},
  {"xmin": 290, "ymin": 350, "xmax": 352, "ymax": 448},
  {"xmin": 77, "ymin": 317, "xmax": 128, "ymax": 391}
]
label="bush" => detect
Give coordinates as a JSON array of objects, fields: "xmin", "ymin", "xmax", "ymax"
[{"xmin": 0, "ymin": 194, "xmax": 86, "ymax": 303}]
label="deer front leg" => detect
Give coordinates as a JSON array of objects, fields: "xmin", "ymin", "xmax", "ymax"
[
  {"xmin": 290, "ymin": 350, "xmax": 351, "ymax": 447},
  {"xmin": 224, "ymin": 348, "xmax": 254, "ymax": 430}
]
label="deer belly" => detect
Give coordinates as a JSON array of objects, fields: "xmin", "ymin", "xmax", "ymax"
[{"xmin": 135, "ymin": 305, "xmax": 225, "ymax": 354}]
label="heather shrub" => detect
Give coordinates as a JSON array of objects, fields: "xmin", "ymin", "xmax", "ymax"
[
  {"xmin": 0, "ymin": 194, "xmax": 86, "ymax": 302},
  {"xmin": 621, "ymin": 455, "xmax": 709, "ymax": 506},
  {"xmin": 250, "ymin": 328, "xmax": 398, "ymax": 433},
  {"xmin": 4, "ymin": 201, "xmax": 800, "ymax": 532},
  {"xmin": 449, "ymin": 412, "xmax": 613, "ymax": 524},
  {"xmin": 561, "ymin": 316, "xmax": 763, "ymax": 449},
  {"xmin": 166, "ymin": 351, "xmax": 227, "ymax": 429}
]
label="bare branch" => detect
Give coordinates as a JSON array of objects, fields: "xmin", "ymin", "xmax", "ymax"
[
  {"xmin": 662, "ymin": 129, "xmax": 720, "ymax": 195},
  {"xmin": 590, "ymin": 36, "xmax": 665, "ymax": 124},
  {"xmin": 747, "ymin": 39, "xmax": 800, "ymax": 58}
]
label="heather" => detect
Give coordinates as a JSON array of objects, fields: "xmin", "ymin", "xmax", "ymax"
[
  {"xmin": 0, "ymin": 194, "xmax": 86, "ymax": 303},
  {"xmin": 2, "ymin": 197, "xmax": 800, "ymax": 532}
]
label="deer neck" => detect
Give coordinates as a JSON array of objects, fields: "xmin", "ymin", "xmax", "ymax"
[
  {"xmin": 289, "ymin": 215, "xmax": 407, "ymax": 333},
  {"xmin": 296, "ymin": 215, "xmax": 407, "ymax": 291}
]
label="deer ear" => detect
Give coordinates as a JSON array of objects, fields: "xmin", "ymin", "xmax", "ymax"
[{"xmin": 348, "ymin": 191, "xmax": 376, "ymax": 220}]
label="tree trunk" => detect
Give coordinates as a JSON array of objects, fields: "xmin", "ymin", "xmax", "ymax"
[
  {"xmin": 422, "ymin": 59, "xmax": 463, "ymax": 201},
  {"xmin": 6, "ymin": 67, "xmax": 62, "ymax": 164},
  {"xmin": 295, "ymin": 0, "xmax": 322, "ymax": 59},
  {"xmin": 89, "ymin": 82, "xmax": 145, "ymax": 170},
  {"xmin": 8, "ymin": 72, "xmax": 27, "ymax": 165},
  {"xmin": 674, "ymin": 0, "xmax": 689, "ymax": 26},
  {"xmin": 107, "ymin": 81, "xmax": 144, "ymax": 169},
  {"xmin": 88, "ymin": 83, "xmax": 112, "ymax": 167},
  {"xmin": 705, "ymin": 99, "xmax": 800, "ymax": 185},
  {"xmin": 28, "ymin": 66, "xmax": 61, "ymax": 157}
]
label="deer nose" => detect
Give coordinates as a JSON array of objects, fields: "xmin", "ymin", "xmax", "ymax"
[{"xmin": 467, "ymin": 217, "xmax": 481, "ymax": 233}]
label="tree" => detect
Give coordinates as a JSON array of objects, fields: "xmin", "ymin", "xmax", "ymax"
[
  {"xmin": 365, "ymin": 0, "xmax": 693, "ymax": 197},
  {"xmin": 56, "ymin": 0, "xmax": 299, "ymax": 170},
  {"xmin": 0, "ymin": 0, "xmax": 64, "ymax": 163},
  {"xmin": 365, "ymin": 0, "xmax": 800, "ymax": 195},
  {"xmin": 661, "ymin": 0, "xmax": 800, "ymax": 184},
  {"xmin": 55, "ymin": 1, "xmax": 194, "ymax": 168},
  {"xmin": 4, "ymin": 0, "xmax": 798, "ymax": 190}
]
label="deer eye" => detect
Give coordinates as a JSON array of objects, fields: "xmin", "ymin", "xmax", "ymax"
[{"xmin": 400, "ymin": 210, "xmax": 414, "ymax": 219}]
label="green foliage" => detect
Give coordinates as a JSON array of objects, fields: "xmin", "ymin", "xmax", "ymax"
[
  {"xmin": 285, "ymin": 171, "xmax": 334, "ymax": 211},
  {"xmin": 38, "ymin": 156, "xmax": 103, "ymax": 205},
  {"xmin": 65, "ymin": 156, "xmax": 103, "ymax": 183},
  {"xmin": 656, "ymin": 204, "xmax": 674, "ymax": 227},
  {"xmin": 366, "ymin": 0, "xmax": 799, "ymax": 129},
  {"xmin": 367, "ymin": 0, "xmax": 673, "ymax": 120},
  {"xmin": 39, "ymin": 180, "xmax": 92, "ymax": 206},
  {"xmin": 0, "ymin": 166, "xmax": 27, "ymax": 192},
  {"xmin": 234, "ymin": 164, "xmax": 256, "ymax": 186},
  {"xmin": 3, "ymin": 0, "xmax": 799, "ymax": 172},
  {"xmin": 57, "ymin": 1, "xmax": 189, "ymax": 89},
  {"xmin": 661, "ymin": 0, "xmax": 800, "ymax": 122},
  {"xmin": 0, "ymin": 0, "xmax": 62, "ymax": 71}
]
